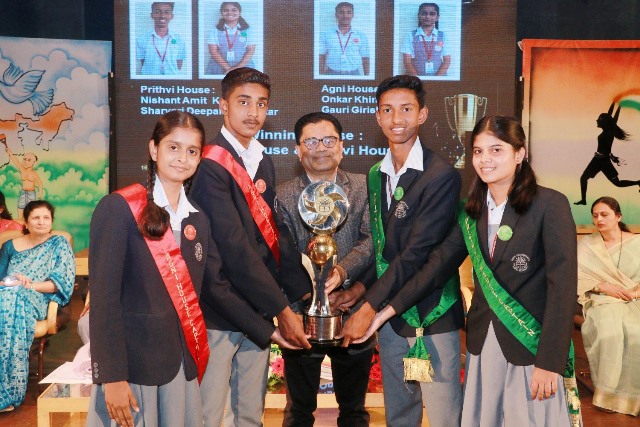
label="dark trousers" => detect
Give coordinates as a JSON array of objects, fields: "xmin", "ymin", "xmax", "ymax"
[{"xmin": 282, "ymin": 346, "xmax": 373, "ymax": 427}]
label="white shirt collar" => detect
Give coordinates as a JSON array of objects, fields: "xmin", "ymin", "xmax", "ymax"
[
  {"xmin": 152, "ymin": 30, "xmax": 175, "ymax": 41},
  {"xmin": 335, "ymin": 26, "xmax": 353, "ymax": 35},
  {"xmin": 223, "ymin": 23, "xmax": 240, "ymax": 31},
  {"xmin": 152, "ymin": 175, "xmax": 198, "ymax": 231},
  {"xmin": 416, "ymin": 27, "xmax": 440, "ymax": 38},
  {"xmin": 379, "ymin": 137, "xmax": 424, "ymax": 179},
  {"xmin": 221, "ymin": 125, "xmax": 265, "ymax": 180},
  {"xmin": 486, "ymin": 189, "xmax": 507, "ymax": 224}
]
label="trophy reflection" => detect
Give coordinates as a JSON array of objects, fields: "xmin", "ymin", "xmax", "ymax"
[
  {"xmin": 298, "ymin": 180, "xmax": 349, "ymax": 345},
  {"xmin": 444, "ymin": 94, "xmax": 488, "ymax": 169}
]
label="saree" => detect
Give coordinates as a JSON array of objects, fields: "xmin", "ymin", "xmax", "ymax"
[
  {"xmin": 578, "ymin": 233, "xmax": 640, "ymax": 416},
  {"xmin": 0, "ymin": 235, "xmax": 75, "ymax": 409}
]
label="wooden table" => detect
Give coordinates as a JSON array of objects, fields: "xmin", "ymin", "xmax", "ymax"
[{"xmin": 37, "ymin": 383, "xmax": 90, "ymax": 427}]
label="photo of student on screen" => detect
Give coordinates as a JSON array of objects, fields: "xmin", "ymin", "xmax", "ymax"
[
  {"xmin": 131, "ymin": 1, "xmax": 192, "ymax": 79},
  {"xmin": 199, "ymin": 0, "xmax": 264, "ymax": 79},
  {"xmin": 315, "ymin": 0, "xmax": 375, "ymax": 80},
  {"xmin": 206, "ymin": 2, "xmax": 256, "ymax": 74},
  {"xmin": 394, "ymin": 0, "xmax": 460, "ymax": 81},
  {"xmin": 402, "ymin": 3, "xmax": 450, "ymax": 76}
]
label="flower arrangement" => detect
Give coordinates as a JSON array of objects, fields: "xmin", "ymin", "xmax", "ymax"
[
  {"xmin": 369, "ymin": 351, "xmax": 382, "ymax": 381},
  {"xmin": 267, "ymin": 344, "xmax": 285, "ymax": 391},
  {"xmin": 367, "ymin": 344, "xmax": 383, "ymax": 392}
]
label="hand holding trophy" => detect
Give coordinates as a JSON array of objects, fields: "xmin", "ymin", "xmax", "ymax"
[{"xmin": 298, "ymin": 180, "xmax": 349, "ymax": 345}]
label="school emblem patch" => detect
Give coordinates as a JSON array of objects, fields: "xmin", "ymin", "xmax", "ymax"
[
  {"xmin": 394, "ymin": 201, "xmax": 409, "ymax": 218},
  {"xmin": 511, "ymin": 254, "xmax": 530, "ymax": 272}
]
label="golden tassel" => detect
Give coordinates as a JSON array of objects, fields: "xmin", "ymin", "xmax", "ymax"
[
  {"xmin": 402, "ymin": 327, "xmax": 435, "ymax": 382},
  {"xmin": 403, "ymin": 357, "xmax": 435, "ymax": 382},
  {"xmin": 563, "ymin": 377, "xmax": 582, "ymax": 427}
]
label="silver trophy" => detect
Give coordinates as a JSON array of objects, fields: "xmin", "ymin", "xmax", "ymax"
[
  {"xmin": 444, "ymin": 94, "xmax": 488, "ymax": 169},
  {"xmin": 298, "ymin": 181, "xmax": 349, "ymax": 345}
]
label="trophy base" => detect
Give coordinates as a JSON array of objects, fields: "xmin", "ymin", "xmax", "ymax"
[{"xmin": 303, "ymin": 312, "xmax": 342, "ymax": 346}]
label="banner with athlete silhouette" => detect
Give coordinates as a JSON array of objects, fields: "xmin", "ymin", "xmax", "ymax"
[
  {"xmin": 522, "ymin": 40, "xmax": 640, "ymax": 229},
  {"xmin": 0, "ymin": 36, "xmax": 111, "ymax": 251}
]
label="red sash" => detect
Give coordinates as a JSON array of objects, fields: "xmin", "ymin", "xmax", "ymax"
[
  {"xmin": 116, "ymin": 184, "xmax": 210, "ymax": 383},
  {"xmin": 203, "ymin": 145, "xmax": 281, "ymax": 264}
]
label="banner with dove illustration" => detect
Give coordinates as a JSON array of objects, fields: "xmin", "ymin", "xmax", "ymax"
[
  {"xmin": 0, "ymin": 36, "xmax": 111, "ymax": 251},
  {"xmin": 521, "ymin": 40, "xmax": 640, "ymax": 229}
]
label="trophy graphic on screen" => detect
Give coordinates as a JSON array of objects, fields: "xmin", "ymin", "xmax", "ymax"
[
  {"xmin": 444, "ymin": 94, "xmax": 488, "ymax": 169},
  {"xmin": 298, "ymin": 180, "xmax": 349, "ymax": 345}
]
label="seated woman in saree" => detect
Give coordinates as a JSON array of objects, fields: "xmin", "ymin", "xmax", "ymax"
[
  {"xmin": 0, "ymin": 200, "xmax": 75, "ymax": 412},
  {"xmin": 578, "ymin": 196, "xmax": 640, "ymax": 416}
]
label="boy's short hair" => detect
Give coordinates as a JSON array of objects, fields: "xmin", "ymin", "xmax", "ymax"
[
  {"xmin": 375, "ymin": 75, "xmax": 426, "ymax": 108},
  {"xmin": 336, "ymin": 2, "xmax": 354, "ymax": 11},
  {"xmin": 221, "ymin": 67, "xmax": 271, "ymax": 99},
  {"xmin": 151, "ymin": 2, "xmax": 175, "ymax": 12}
]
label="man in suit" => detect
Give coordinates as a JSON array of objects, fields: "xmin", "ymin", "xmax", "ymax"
[
  {"xmin": 276, "ymin": 112, "xmax": 374, "ymax": 427},
  {"xmin": 190, "ymin": 67, "xmax": 311, "ymax": 426},
  {"xmin": 335, "ymin": 75, "xmax": 464, "ymax": 426}
]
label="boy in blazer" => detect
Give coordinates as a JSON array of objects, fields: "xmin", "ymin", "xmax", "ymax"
[
  {"xmin": 356, "ymin": 116, "xmax": 579, "ymax": 426},
  {"xmin": 190, "ymin": 67, "xmax": 310, "ymax": 426},
  {"xmin": 336, "ymin": 75, "xmax": 464, "ymax": 426}
]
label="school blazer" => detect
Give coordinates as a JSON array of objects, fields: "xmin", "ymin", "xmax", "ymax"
[
  {"xmin": 388, "ymin": 187, "xmax": 577, "ymax": 374},
  {"xmin": 89, "ymin": 193, "xmax": 209, "ymax": 385},
  {"xmin": 190, "ymin": 133, "xmax": 309, "ymax": 348},
  {"xmin": 363, "ymin": 143, "xmax": 465, "ymax": 337}
]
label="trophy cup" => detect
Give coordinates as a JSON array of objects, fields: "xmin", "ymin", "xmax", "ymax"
[
  {"xmin": 298, "ymin": 180, "xmax": 349, "ymax": 345},
  {"xmin": 444, "ymin": 94, "xmax": 488, "ymax": 169}
]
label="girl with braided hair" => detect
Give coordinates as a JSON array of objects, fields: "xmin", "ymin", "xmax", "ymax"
[
  {"xmin": 88, "ymin": 110, "xmax": 294, "ymax": 427},
  {"xmin": 87, "ymin": 110, "xmax": 210, "ymax": 427}
]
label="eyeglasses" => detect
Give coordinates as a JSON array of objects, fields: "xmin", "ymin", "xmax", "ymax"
[{"xmin": 301, "ymin": 136, "xmax": 338, "ymax": 150}]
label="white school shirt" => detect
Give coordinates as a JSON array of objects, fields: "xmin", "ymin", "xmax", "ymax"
[
  {"xmin": 152, "ymin": 175, "xmax": 198, "ymax": 233},
  {"xmin": 222, "ymin": 125, "xmax": 265, "ymax": 180},
  {"xmin": 486, "ymin": 190, "xmax": 507, "ymax": 253},
  {"xmin": 379, "ymin": 137, "xmax": 424, "ymax": 208}
]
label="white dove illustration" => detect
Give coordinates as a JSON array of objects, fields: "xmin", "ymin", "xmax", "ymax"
[{"xmin": 0, "ymin": 62, "xmax": 54, "ymax": 115}]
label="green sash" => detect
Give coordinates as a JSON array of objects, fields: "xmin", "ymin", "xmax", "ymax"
[
  {"xmin": 457, "ymin": 207, "xmax": 581, "ymax": 426},
  {"xmin": 368, "ymin": 161, "xmax": 460, "ymax": 382}
]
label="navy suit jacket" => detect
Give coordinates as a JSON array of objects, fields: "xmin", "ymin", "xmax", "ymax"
[
  {"xmin": 363, "ymin": 142, "xmax": 465, "ymax": 337},
  {"xmin": 190, "ymin": 133, "xmax": 308, "ymax": 348},
  {"xmin": 388, "ymin": 187, "xmax": 577, "ymax": 373},
  {"xmin": 90, "ymin": 193, "xmax": 209, "ymax": 385}
]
